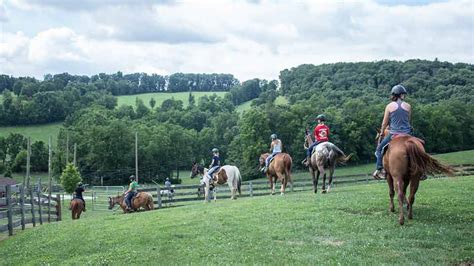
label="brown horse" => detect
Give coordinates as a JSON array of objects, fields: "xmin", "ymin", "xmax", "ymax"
[
  {"xmin": 384, "ymin": 136, "xmax": 453, "ymax": 225},
  {"xmin": 70, "ymin": 198, "xmax": 84, "ymax": 220},
  {"xmin": 259, "ymin": 153, "xmax": 293, "ymax": 195},
  {"xmin": 108, "ymin": 192, "xmax": 154, "ymax": 213},
  {"xmin": 304, "ymin": 133, "xmax": 351, "ymax": 193}
]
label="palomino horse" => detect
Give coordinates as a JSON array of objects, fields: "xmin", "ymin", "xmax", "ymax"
[
  {"xmin": 259, "ymin": 153, "xmax": 293, "ymax": 195},
  {"xmin": 304, "ymin": 133, "xmax": 351, "ymax": 194},
  {"xmin": 190, "ymin": 163, "xmax": 242, "ymax": 202},
  {"xmin": 108, "ymin": 192, "xmax": 154, "ymax": 213},
  {"xmin": 70, "ymin": 198, "xmax": 85, "ymax": 220},
  {"xmin": 383, "ymin": 135, "xmax": 452, "ymax": 225}
]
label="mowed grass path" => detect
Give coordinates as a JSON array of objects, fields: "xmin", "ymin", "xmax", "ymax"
[
  {"xmin": 1, "ymin": 177, "xmax": 472, "ymax": 264},
  {"xmin": 117, "ymin": 91, "xmax": 227, "ymax": 108}
]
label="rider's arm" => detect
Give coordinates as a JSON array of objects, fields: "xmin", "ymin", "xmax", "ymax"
[
  {"xmin": 270, "ymin": 141, "xmax": 274, "ymax": 152},
  {"xmin": 380, "ymin": 105, "xmax": 391, "ymax": 135}
]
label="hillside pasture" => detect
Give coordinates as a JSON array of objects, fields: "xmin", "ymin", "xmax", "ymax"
[
  {"xmin": 116, "ymin": 91, "xmax": 228, "ymax": 108},
  {"xmin": 0, "ymin": 176, "xmax": 472, "ymax": 264},
  {"xmin": 0, "ymin": 122, "xmax": 62, "ymax": 144}
]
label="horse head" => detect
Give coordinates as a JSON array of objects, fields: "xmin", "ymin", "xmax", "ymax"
[
  {"xmin": 304, "ymin": 128, "xmax": 313, "ymax": 149},
  {"xmin": 108, "ymin": 195, "xmax": 122, "ymax": 210},
  {"xmin": 259, "ymin": 153, "xmax": 269, "ymax": 168},
  {"xmin": 190, "ymin": 162, "xmax": 205, "ymax": 179}
]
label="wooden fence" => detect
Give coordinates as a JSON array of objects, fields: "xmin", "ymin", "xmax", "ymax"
[
  {"xmin": 137, "ymin": 164, "xmax": 473, "ymax": 209},
  {"xmin": 0, "ymin": 183, "xmax": 61, "ymax": 236}
]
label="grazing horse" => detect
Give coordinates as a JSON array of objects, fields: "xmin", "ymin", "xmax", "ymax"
[
  {"xmin": 190, "ymin": 163, "xmax": 242, "ymax": 202},
  {"xmin": 108, "ymin": 192, "xmax": 154, "ymax": 213},
  {"xmin": 259, "ymin": 153, "xmax": 293, "ymax": 195},
  {"xmin": 304, "ymin": 133, "xmax": 351, "ymax": 194},
  {"xmin": 70, "ymin": 198, "xmax": 84, "ymax": 220},
  {"xmin": 383, "ymin": 135, "xmax": 452, "ymax": 225}
]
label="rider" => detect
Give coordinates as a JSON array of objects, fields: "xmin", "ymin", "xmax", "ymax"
[
  {"xmin": 206, "ymin": 148, "xmax": 221, "ymax": 182},
  {"xmin": 373, "ymin": 85, "xmax": 426, "ymax": 180},
  {"xmin": 125, "ymin": 175, "xmax": 139, "ymax": 211},
  {"xmin": 72, "ymin": 182, "xmax": 86, "ymax": 211},
  {"xmin": 303, "ymin": 114, "xmax": 330, "ymax": 167},
  {"xmin": 165, "ymin": 177, "xmax": 174, "ymax": 193},
  {"xmin": 261, "ymin": 134, "xmax": 282, "ymax": 173}
]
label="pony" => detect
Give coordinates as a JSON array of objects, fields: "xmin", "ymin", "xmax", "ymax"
[
  {"xmin": 70, "ymin": 198, "xmax": 85, "ymax": 220},
  {"xmin": 259, "ymin": 153, "xmax": 293, "ymax": 195},
  {"xmin": 108, "ymin": 192, "xmax": 154, "ymax": 213},
  {"xmin": 190, "ymin": 162, "xmax": 242, "ymax": 202},
  {"xmin": 382, "ymin": 135, "xmax": 453, "ymax": 225},
  {"xmin": 304, "ymin": 133, "xmax": 351, "ymax": 193}
]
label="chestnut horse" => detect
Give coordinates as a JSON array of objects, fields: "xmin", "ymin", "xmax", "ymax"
[
  {"xmin": 384, "ymin": 136, "xmax": 452, "ymax": 225},
  {"xmin": 304, "ymin": 133, "xmax": 351, "ymax": 193},
  {"xmin": 70, "ymin": 198, "xmax": 84, "ymax": 220},
  {"xmin": 108, "ymin": 192, "xmax": 154, "ymax": 213},
  {"xmin": 259, "ymin": 153, "xmax": 293, "ymax": 195}
]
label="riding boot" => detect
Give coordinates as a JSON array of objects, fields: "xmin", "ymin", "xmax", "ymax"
[
  {"xmin": 372, "ymin": 169, "xmax": 386, "ymax": 180},
  {"xmin": 303, "ymin": 157, "xmax": 310, "ymax": 167}
]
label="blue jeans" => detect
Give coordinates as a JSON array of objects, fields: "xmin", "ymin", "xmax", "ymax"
[
  {"xmin": 207, "ymin": 166, "xmax": 220, "ymax": 179},
  {"xmin": 125, "ymin": 192, "xmax": 136, "ymax": 208},
  {"xmin": 265, "ymin": 152, "xmax": 281, "ymax": 167},
  {"xmin": 375, "ymin": 134, "xmax": 393, "ymax": 170},
  {"xmin": 306, "ymin": 141, "xmax": 321, "ymax": 157}
]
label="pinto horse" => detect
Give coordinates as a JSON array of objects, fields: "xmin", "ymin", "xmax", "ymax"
[
  {"xmin": 108, "ymin": 192, "xmax": 154, "ymax": 213},
  {"xmin": 190, "ymin": 163, "xmax": 242, "ymax": 202},
  {"xmin": 259, "ymin": 153, "xmax": 293, "ymax": 195},
  {"xmin": 383, "ymin": 135, "xmax": 452, "ymax": 225},
  {"xmin": 304, "ymin": 133, "xmax": 351, "ymax": 194},
  {"xmin": 70, "ymin": 198, "xmax": 85, "ymax": 220}
]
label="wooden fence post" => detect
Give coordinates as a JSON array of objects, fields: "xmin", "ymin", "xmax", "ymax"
[
  {"xmin": 249, "ymin": 181, "xmax": 253, "ymax": 197},
  {"xmin": 156, "ymin": 185, "xmax": 162, "ymax": 209},
  {"xmin": 6, "ymin": 185, "xmax": 13, "ymax": 236},
  {"xmin": 29, "ymin": 188, "xmax": 36, "ymax": 227},
  {"xmin": 20, "ymin": 184, "xmax": 25, "ymax": 230},
  {"xmin": 37, "ymin": 180, "xmax": 43, "ymax": 225},
  {"xmin": 56, "ymin": 194, "xmax": 62, "ymax": 221}
]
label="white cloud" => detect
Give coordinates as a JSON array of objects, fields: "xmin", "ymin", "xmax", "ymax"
[{"xmin": 0, "ymin": 0, "xmax": 472, "ymax": 81}]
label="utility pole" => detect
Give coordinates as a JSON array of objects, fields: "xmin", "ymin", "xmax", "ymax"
[
  {"xmin": 135, "ymin": 132, "xmax": 138, "ymax": 182},
  {"xmin": 25, "ymin": 138, "xmax": 31, "ymax": 190},
  {"xmin": 73, "ymin": 143, "xmax": 77, "ymax": 167},
  {"xmin": 66, "ymin": 132, "xmax": 69, "ymax": 164}
]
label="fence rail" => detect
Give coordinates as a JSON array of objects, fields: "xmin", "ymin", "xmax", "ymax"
[{"xmin": 0, "ymin": 183, "xmax": 61, "ymax": 236}]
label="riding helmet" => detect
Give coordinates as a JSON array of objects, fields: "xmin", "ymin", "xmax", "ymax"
[
  {"xmin": 316, "ymin": 114, "xmax": 326, "ymax": 122},
  {"xmin": 212, "ymin": 148, "xmax": 219, "ymax": 153},
  {"xmin": 129, "ymin": 175, "xmax": 135, "ymax": 180},
  {"xmin": 391, "ymin": 84, "xmax": 407, "ymax": 95},
  {"xmin": 270, "ymin": 134, "xmax": 277, "ymax": 139}
]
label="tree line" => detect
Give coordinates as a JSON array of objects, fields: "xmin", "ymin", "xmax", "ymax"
[{"xmin": 1, "ymin": 60, "xmax": 472, "ymax": 184}]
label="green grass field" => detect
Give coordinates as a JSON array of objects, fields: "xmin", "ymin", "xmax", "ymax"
[
  {"xmin": 116, "ymin": 91, "xmax": 228, "ymax": 108},
  {"xmin": 0, "ymin": 122, "xmax": 62, "ymax": 144},
  {"xmin": 0, "ymin": 176, "xmax": 472, "ymax": 264}
]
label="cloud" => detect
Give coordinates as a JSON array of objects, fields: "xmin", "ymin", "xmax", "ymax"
[{"xmin": 0, "ymin": 0, "xmax": 472, "ymax": 81}]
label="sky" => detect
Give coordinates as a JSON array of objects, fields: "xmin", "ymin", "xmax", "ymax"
[{"xmin": 0, "ymin": 0, "xmax": 473, "ymax": 82}]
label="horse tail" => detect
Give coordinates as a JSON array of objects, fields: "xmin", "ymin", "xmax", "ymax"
[
  {"xmin": 406, "ymin": 139, "xmax": 453, "ymax": 176},
  {"xmin": 284, "ymin": 153, "xmax": 293, "ymax": 183},
  {"xmin": 332, "ymin": 144, "xmax": 352, "ymax": 164}
]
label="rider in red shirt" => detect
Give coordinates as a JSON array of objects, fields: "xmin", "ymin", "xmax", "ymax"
[{"xmin": 304, "ymin": 114, "xmax": 329, "ymax": 166}]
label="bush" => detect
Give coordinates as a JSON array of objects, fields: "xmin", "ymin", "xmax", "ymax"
[{"xmin": 60, "ymin": 163, "xmax": 82, "ymax": 194}]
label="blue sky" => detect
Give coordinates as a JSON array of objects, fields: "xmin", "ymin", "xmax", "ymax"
[{"xmin": 0, "ymin": 0, "xmax": 472, "ymax": 81}]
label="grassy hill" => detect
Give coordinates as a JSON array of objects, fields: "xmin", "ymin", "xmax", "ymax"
[
  {"xmin": 116, "ymin": 91, "xmax": 228, "ymax": 108},
  {"xmin": 0, "ymin": 122, "xmax": 62, "ymax": 144},
  {"xmin": 0, "ymin": 176, "xmax": 472, "ymax": 264}
]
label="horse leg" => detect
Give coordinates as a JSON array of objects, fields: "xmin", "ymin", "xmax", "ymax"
[
  {"xmin": 204, "ymin": 182, "xmax": 210, "ymax": 203},
  {"xmin": 387, "ymin": 173, "xmax": 395, "ymax": 212},
  {"xmin": 268, "ymin": 174, "xmax": 275, "ymax": 195},
  {"xmin": 314, "ymin": 170, "xmax": 320, "ymax": 194},
  {"xmin": 327, "ymin": 166, "xmax": 335, "ymax": 193},
  {"xmin": 396, "ymin": 178, "xmax": 406, "ymax": 225},
  {"xmin": 320, "ymin": 166, "xmax": 327, "ymax": 193},
  {"xmin": 408, "ymin": 179, "xmax": 419, "ymax": 220},
  {"xmin": 71, "ymin": 210, "xmax": 75, "ymax": 220},
  {"xmin": 276, "ymin": 172, "xmax": 286, "ymax": 195},
  {"xmin": 403, "ymin": 180, "xmax": 409, "ymax": 210}
]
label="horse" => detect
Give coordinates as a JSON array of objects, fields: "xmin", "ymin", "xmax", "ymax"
[
  {"xmin": 70, "ymin": 198, "xmax": 85, "ymax": 220},
  {"xmin": 259, "ymin": 153, "xmax": 293, "ymax": 195},
  {"xmin": 383, "ymin": 135, "xmax": 453, "ymax": 225},
  {"xmin": 190, "ymin": 162, "xmax": 242, "ymax": 202},
  {"xmin": 108, "ymin": 192, "xmax": 154, "ymax": 213},
  {"xmin": 304, "ymin": 133, "xmax": 351, "ymax": 194}
]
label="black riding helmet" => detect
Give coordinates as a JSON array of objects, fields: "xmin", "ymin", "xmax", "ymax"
[
  {"xmin": 391, "ymin": 84, "xmax": 407, "ymax": 96},
  {"xmin": 316, "ymin": 114, "xmax": 326, "ymax": 122},
  {"xmin": 129, "ymin": 175, "xmax": 135, "ymax": 181}
]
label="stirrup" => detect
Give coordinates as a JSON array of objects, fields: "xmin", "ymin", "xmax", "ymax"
[{"xmin": 372, "ymin": 169, "xmax": 386, "ymax": 180}]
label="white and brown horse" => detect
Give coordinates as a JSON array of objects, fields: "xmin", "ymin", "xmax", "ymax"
[{"xmin": 191, "ymin": 163, "xmax": 242, "ymax": 202}]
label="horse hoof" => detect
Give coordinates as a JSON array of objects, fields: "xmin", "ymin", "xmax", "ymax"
[
  {"xmin": 280, "ymin": 193, "xmax": 284, "ymax": 196},
  {"xmin": 390, "ymin": 208, "xmax": 395, "ymax": 213},
  {"xmin": 314, "ymin": 190, "xmax": 317, "ymax": 194},
  {"xmin": 408, "ymin": 214, "xmax": 413, "ymax": 220},
  {"xmin": 322, "ymin": 190, "xmax": 327, "ymax": 194},
  {"xmin": 399, "ymin": 219, "xmax": 404, "ymax": 225}
]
